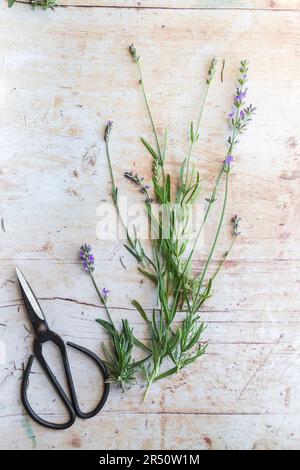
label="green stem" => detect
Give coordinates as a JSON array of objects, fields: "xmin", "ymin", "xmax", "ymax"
[
  {"xmin": 195, "ymin": 171, "xmax": 229, "ymax": 305},
  {"xmin": 137, "ymin": 61, "xmax": 162, "ymax": 165},
  {"xmin": 105, "ymin": 140, "xmax": 126, "ymax": 231},
  {"xmin": 90, "ymin": 271, "xmax": 114, "ymax": 326},
  {"xmin": 180, "ymin": 166, "xmax": 224, "ymax": 282},
  {"xmin": 192, "ymin": 91, "xmax": 244, "ymax": 302},
  {"xmin": 105, "ymin": 141, "xmax": 117, "ymax": 199},
  {"xmin": 165, "ymin": 165, "xmax": 225, "ymax": 317},
  {"xmin": 143, "ymin": 366, "xmax": 159, "ymax": 401},
  {"xmin": 211, "ymin": 236, "xmax": 237, "ymax": 282},
  {"xmin": 105, "ymin": 137, "xmax": 154, "ymax": 267},
  {"xmin": 143, "ymin": 380, "xmax": 152, "ymax": 402},
  {"xmin": 185, "ymin": 82, "xmax": 210, "ymax": 187}
]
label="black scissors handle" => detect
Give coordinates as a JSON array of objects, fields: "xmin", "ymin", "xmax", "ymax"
[
  {"xmin": 67, "ymin": 341, "xmax": 110, "ymax": 419},
  {"xmin": 21, "ymin": 331, "xmax": 110, "ymax": 430}
]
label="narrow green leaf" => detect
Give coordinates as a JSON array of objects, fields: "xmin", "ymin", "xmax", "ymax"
[
  {"xmin": 134, "ymin": 336, "xmax": 152, "ymax": 352},
  {"xmin": 153, "ymin": 366, "xmax": 178, "ymax": 382},
  {"xmin": 96, "ymin": 318, "xmax": 115, "ymax": 335},
  {"xmin": 165, "ymin": 174, "xmax": 171, "ymax": 202},
  {"xmin": 132, "ymin": 300, "xmax": 149, "ymax": 323},
  {"xmin": 161, "ymin": 128, "xmax": 168, "ymax": 162},
  {"xmin": 124, "ymin": 244, "xmax": 141, "ymax": 262},
  {"xmin": 190, "ymin": 121, "xmax": 194, "ymax": 143},
  {"xmin": 131, "ymin": 354, "xmax": 152, "ymax": 368},
  {"xmin": 138, "ymin": 267, "xmax": 157, "ymax": 284},
  {"xmin": 141, "ymin": 137, "xmax": 158, "ymax": 161}
]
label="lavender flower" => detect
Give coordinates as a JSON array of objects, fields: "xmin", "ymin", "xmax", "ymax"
[
  {"xmin": 235, "ymin": 89, "xmax": 247, "ymax": 103},
  {"xmin": 228, "ymin": 60, "xmax": 256, "ymax": 137},
  {"xmin": 129, "ymin": 44, "xmax": 139, "ymax": 63},
  {"xmin": 207, "ymin": 56, "xmax": 217, "ymax": 84},
  {"xmin": 232, "ymin": 215, "xmax": 241, "ymax": 237},
  {"xmin": 80, "ymin": 244, "xmax": 95, "ymax": 272},
  {"xmin": 104, "ymin": 121, "xmax": 113, "ymax": 143},
  {"xmin": 124, "ymin": 171, "xmax": 151, "ymax": 201},
  {"xmin": 102, "ymin": 287, "xmax": 110, "ymax": 302},
  {"xmin": 224, "ymin": 155, "xmax": 233, "ymax": 169}
]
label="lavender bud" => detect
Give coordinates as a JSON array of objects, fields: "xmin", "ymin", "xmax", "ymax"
[
  {"xmin": 104, "ymin": 121, "xmax": 113, "ymax": 143},
  {"xmin": 231, "ymin": 215, "xmax": 241, "ymax": 237},
  {"xmin": 80, "ymin": 244, "xmax": 95, "ymax": 273},
  {"xmin": 207, "ymin": 56, "xmax": 217, "ymax": 84},
  {"xmin": 102, "ymin": 287, "xmax": 110, "ymax": 301},
  {"xmin": 129, "ymin": 44, "xmax": 139, "ymax": 63}
]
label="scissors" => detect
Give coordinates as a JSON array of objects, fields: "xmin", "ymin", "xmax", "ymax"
[{"xmin": 16, "ymin": 266, "xmax": 110, "ymax": 430}]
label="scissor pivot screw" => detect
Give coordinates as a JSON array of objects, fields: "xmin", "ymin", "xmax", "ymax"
[{"xmin": 37, "ymin": 324, "xmax": 48, "ymax": 334}]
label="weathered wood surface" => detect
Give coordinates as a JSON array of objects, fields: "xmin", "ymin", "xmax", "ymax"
[
  {"xmin": 15, "ymin": 0, "xmax": 300, "ymax": 10},
  {"xmin": 1, "ymin": 2, "xmax": 300, "ymax": 450}
]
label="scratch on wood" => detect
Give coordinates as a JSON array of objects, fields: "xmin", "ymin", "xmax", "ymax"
[
  {"xmin": 0, "ymin": 371, "xmax": 14, "ymax": 386},
  {"xmin": 237, "ymin": 335, "xmax": 283, "ymax": 401},
  {"xmin": 1, "ymin": 218, "xmax": 5, "ymax": 233},
  {"xmin": 284, "ymin": 386, "xmax": 291, "ymax": 407}
]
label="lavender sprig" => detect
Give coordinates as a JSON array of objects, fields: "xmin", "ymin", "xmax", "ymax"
[
  {"xmin": 211, "ymin": 215, "xmax": 242, "ymax": 282},
  {"xmin": 193, "ymin": 61, "xmax": 255, "ymax": 305},
  {"xmin": 104, "ymin": 121, "xmax": 118, "ymax": 207},
  {"xmin": 104, "ymin": 122, "xmax": 155, "ymax": 266},
  {"xmin": 207, "ymin": 56, "xmax": 217, "ymax": 84},
  {"xmin": 129, "ymin": 44, "xmax": 140, "ymax": 63},
  {"xmin": 124, "ymin": 171, "xmax": 151, "ymax": 202},
  {"xmin": 104, "ymin": 120, "xmax": 113, "ymax": 143},
  {"xmin": 226, "ymin": 60, "xmax": 256, "ymax": 169},
  {"xmin": 183, "ymin": 56, "xmax": 218, "ymax": 189},
  {"xmin": 31, "ymin": 0, "xmax": 58, "ymax": 8},
  {"xmin": 80, "ymin": 244, "xmax": 95, "ymax": 273},
  {"xmin": 101, "ymin": 50, "xmax": 255, "ymax": 399},
  {"xmin": 231, "ymin": 214, "xmax": 241, "ymax": 237},
  {"xmin": 79, "ymin": 244, "xmax": 149, "ymax": 390},
  {"xmin": 8, "ymin": 0, "xmax": 58, "ymax": 8}
]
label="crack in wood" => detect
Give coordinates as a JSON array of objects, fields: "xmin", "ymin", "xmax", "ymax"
[
  {"xmin": 0, "ymin": 410, "xmax": 297, "ymax": 420},
  {"xmin": 13, "ymin": 1, "xmax": 300, "ymax": 11}
]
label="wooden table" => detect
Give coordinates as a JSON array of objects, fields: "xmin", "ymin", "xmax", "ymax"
[{"xmin": 0, "ymin": 0, "xmax": 299, "ymax": 450}]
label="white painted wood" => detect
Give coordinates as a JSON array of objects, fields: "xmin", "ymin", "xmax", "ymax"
[
  {"xmin": 0, "ymin": 2, "xmax": 300, "ymax": 449},
  {"xmin": 12, "ymin": 0, "xmax": 300, "ymax": 10}
]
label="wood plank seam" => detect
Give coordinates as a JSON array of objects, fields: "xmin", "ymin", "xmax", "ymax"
[{"xmin": 12, "ymin": 2, "xmax": 300, "ymax": 11}]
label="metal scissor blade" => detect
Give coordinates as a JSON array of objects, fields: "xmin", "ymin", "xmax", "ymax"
[{"xmin": 16, "ymin": 266, "xmax": 47, "ymax": 328}]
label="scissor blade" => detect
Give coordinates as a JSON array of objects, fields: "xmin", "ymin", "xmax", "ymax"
[{"xmin": 16, "ymin": 266, "xmax": 46, "ymax": 322}]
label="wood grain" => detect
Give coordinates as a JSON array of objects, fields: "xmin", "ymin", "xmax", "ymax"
[
  {"xmin": 0, "ymin": 2, "xmax": 300, "ymax": 450},
  {"xmin": 13, "ymin": 1, "xmax": 300, "ymax": 11}
]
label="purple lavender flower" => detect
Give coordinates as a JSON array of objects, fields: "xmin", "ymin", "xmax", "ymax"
[
  {"xmin": 240, "ymin": 110, "xmax": 245, "ymax": 119},
  {"xmin": 102, "ymin": 287, "xmax": 110, "ymax": 301},
  {"xmin": 224, "ymin": 155, "xmax": 233, "ymax": 166},
  {"xmin": 80, "ymin": 244, "xmax": 95, "ymax": 272},
  {"xmin": 228, "ymin": 110, "xmax": 235, "ymax": 119},
  {"xmin": 235, "ymin": 89, "xmax": 247, "ymax": 102},
  {"xmin": 124, "ymin": 171, "xmax": 151, "ymax": 199}
]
